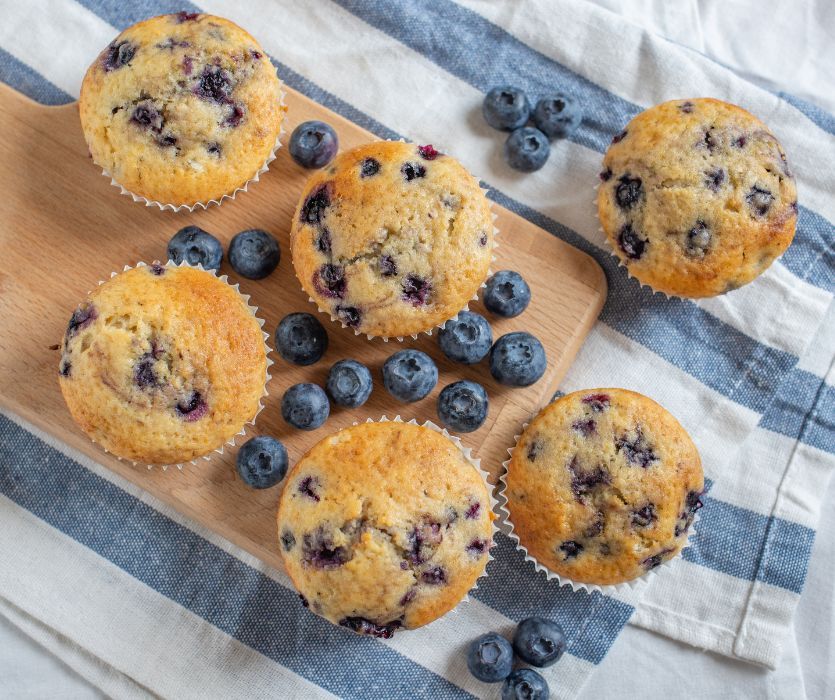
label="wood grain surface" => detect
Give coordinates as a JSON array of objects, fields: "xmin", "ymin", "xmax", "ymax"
[{"xmin": 0, "ymin": 82, "xmax": 606, "ymax": 571}]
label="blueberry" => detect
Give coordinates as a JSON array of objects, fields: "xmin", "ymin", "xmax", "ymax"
[
  {"xmin": 438, "ymin": 311, "xmax": 492, "ymax": 364},
  {"xmin": 360, "ymin": 158, "xmax": 380, "ymax": 177},
  {"xmin": 466, "ymin": 632, "xmax": 513, "ymax": 683},
  {"xmin": 532, "ymin": 94, "xmax": 582, "ymax": 139},
  {"xmin": 281, "ymin": 383, "xmax": 330, "ymax": 430},
  {"xmin": 502, "ymin": 669, "xmax": 550, "ymax": 700},
  {"xmin": 437, "ymin": 381, "xmax": 488, "ymax": 433},
  {"xmin": 300, "ymin": 183, "xmax": 331, "ymax": 225},
  {"xmin": 705, "ymin": 168, "xmax": 725, "ymax": 192},
  {"xmin": 483, "ymin": 270, "xmax": 531, "ymax": 318},
  {"xmin": 339, "ymin": 617, "xmax": 401, "ymax": 639},
  {"xmin": 314, "ymin": 264, "xmax": 346, "ymax": 299},
  {"xmin": 483, "ymin": 86, "xmax": 530, "ymax": 131},
  {"xmin": 167, "ymin": 226, "xmax": 223, "ymax": 271},
  {"xmin": 513, "ymin": 616, "xmax": 566, "ymax": 668},
  {"xmin": 195, "ymin": 66, "xmax": 233, "ymax": 103},
  {"xmin": 615, "ymin": 429, "xmax": 658, "ymax": 468},
  {"xmin": 489, "ymin": 332, "xmax": 546, "ymax": 387},
  {"xmin": 559, "ymin": 540, "xmax": 583, "ymax": 559},
  {"xmin": 275, "ymin": 313, "xmax": 328, "ymax": 366},
  {"xmin": 685, "ymin": 220, "xmax": 711, "ymax": 258},
  {"xmin": 505, "ymin": 127, "xmax": 550, "ymax": 172},
  {"xmin": 131, "ymin": 101, "xmax": 163, "ymax": 132},
  {"xmin": 66, "ymin": 303, "xmax": 97, "ymax": 338},
  {"xmin": 228, "ymin": 229, "xmax": 280, "ymax": 279},
  {"xmin": 336, "ymin": 305, "xmax": 361, "ymax": 328},
  {"xmin": 617, "ymin": 224, "xmax": 646, "ymax": 260},
  {"xmin": 615, "ymin": 175, "xmax": 642, "ymax": 209},
  {"xmin": 379, "ymin": 255, "xmax": 397, "ymax": 277},
  {"xmin": 401, "ymin": 162, "xmax": 426, "ymax": 181},
  {"xmin": 102, "ymin": 40, "xmax": 135, "ymax": 72},
  {"xmin": 401, "ymin": 274, "xmax": 431, "ymax": 306},
  {"xmin": 175, "ymin": 391, "xmax": 208, "ymax": 422},
  {"xmin": 235, "ymin": 436, "xmax": 288, "ymax": 489},
  {"xmin": 326, "ymin": 359, "xmax": 373, "ymax": 407},
  {"xmin": 746, "ymin": 185, "xmax": 774, "ymax": 216},
  {"xmin": 382, "ymin": 349, "xmax": 438, "ymax": 402},
  {"xmin": 289, "ymin": 120, "xmax": 339, "ymax": 169},
  {"xmin": 631, "ymin": 503, "xmax": 656, "ymax": 527}
]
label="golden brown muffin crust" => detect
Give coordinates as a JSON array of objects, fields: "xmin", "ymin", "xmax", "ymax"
[
  {"xmin": 59, "ymin": 264, "xmax": 267, "ymax": 464},
  {"xmin": 504, "ymin": 389, "xmax": 703, "ymax": 585},
  {"xmin": 277, "ymin": 422, "xmax": 494, "ymax": 634},
  {"xmin": 79, "ymin": 12, "xmax": 285, "ymax": 206},
  {"xmin": 597, "ymin": 98, "xmax": 797, "ymax": 297}
]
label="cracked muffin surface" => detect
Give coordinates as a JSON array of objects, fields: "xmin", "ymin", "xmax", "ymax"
[
  {"xmin": 290, "ymin": 141, "xmax": 494, "ymax": 338},
  {"xmin": 58, "ymin": 264, "xmax": 267, "ymax": 465},
  {"xmin": 504, "ymin": 389, "xmax": 703, "ymax": 585},
  {"xmin": 277, "ymin": 421, "xmax": 494, "ymax": 636},
  {"xmin": 597, "ymin": 98, "xmax": 797, "ymax": 297},
  {"xmin": 79, "ymin": 12, "xmax": 285, "ymax": 206}
]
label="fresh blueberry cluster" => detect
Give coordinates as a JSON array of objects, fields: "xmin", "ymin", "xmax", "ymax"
[
  {"xmin": 167, "ymin": 226, "xmax": 280, "ymax": 279},
  {"xmin": 435, "ymin": 269, "xmax": 544, "ymax": 429},
  {"xmin": 466, "ymin": 616, "xmax": 565, "ymax": 697},
  {"xmin": 483, "ymin": 86, "xmax": 583, "ymax": 172}
]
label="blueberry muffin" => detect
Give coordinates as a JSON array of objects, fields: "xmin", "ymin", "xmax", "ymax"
[
  {"xmin": 277, "ymin": 421, "xmax": 494, "ymax": 637},
  {"xmin": 290, "ymin": 141, "xmax": 495, "ymax": 338},
  {"xmin": 503, "ymin": 389, "xmax": 703, "ymax": 586},
  {"xmin": 598, "ymin": 98, "xmax": 797, "ymax": 297},
  {"xmin": 59, "ymin": 264, "xmax": 268, "ymax": 465},
  {"xmin": 79, "ymin": 12, "xmax": 285, "ymax": 207}
]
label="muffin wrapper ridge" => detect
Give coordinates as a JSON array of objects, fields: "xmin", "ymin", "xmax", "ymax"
[
  {"xmin": 497, "ymin": 420, "xmax": 699, "ymax": 595},
  {"xmin": 99, "ymin": 75, "xmax": 287, "ymax": 213},
  {"xmin": 362, "ymin": 416, "xmax": 499, "ymax": 609},
  {"xmin": 84, "ymin": 261, "xmax": 273, "ymax": 471},
  {"xmin": 303, "ymin": 140, "xmax": 500, "ymax": 342}
]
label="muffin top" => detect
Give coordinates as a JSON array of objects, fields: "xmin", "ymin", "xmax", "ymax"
[
  {"xmin": 503, "ymin": 389, "xmax": 703, "ymax": 586},
  {"xmin": 597, "ymin": 98, "xmax": 797, "ymax": 297},
  {"xmin": 59, "ymin": 264, "xmax": 268, "ymax": 465},
  {"xmin": 277, "ymin": 421, "xmax": 494, "ymax": 636},
  {"xmin": 290, "ymin": 141, "xmax": 495, "ymax": 338},
  {"xmin": 79, "ymin": 12, "xmax": 285, "ymax": 206}
]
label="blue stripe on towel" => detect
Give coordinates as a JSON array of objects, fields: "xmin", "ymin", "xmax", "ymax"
[
  {"xmin": 759, "ymin": 369, "xmax": 834, "ymax": 454},
  {"xmin": 778, "ymin": 91, "xmax": 835, "ymax": 137},
  {"xmin": 0, "ymin": 46, "xmax": 71, "ymax": 105},
  {"xmin": 332, "ymin": 0, "xmax": 834, "ymax": 292},
  {"xmin": 684, "ymin": 497, "xmax": 814, "ymax": 594},
  {"xmin": 475, "ymin": 536, "xmax": 633, "ymax": 664},
  {"xmin": 0, "ymin": 415, "xmax": 475, "ymax": 699},
  {"xmin": 0, "ymin": 414, "xmax": 635, "ymax": 669}
]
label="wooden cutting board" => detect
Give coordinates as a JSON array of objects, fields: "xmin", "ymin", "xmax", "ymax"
[{"xmin": 0, "ymin": 82, "xmax": 606, "ymax": 570}]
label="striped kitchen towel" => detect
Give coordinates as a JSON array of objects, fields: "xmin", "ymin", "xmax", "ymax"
[{"xmin": 0, "ymin": 0, "xmax": 832, "ymax": 698}]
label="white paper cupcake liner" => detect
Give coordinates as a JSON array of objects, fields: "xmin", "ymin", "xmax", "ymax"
[
  {"xmin": 99, "ymin": 75, "xmax": 287, "ymax": 212},
  {"xmin": 300, "ymin": 139, "xmax": 499, "ymax": 342},
  {"xmin": 496, "ymin": 418, "xmax": 700, "ymax": 596},
  {"xmin": 76, "ymin": 260, "xmax": 273, "ymax": 471},
  {"xmin": 360, "ymin": 416, "xmax": 499, "ymax": 609}
]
